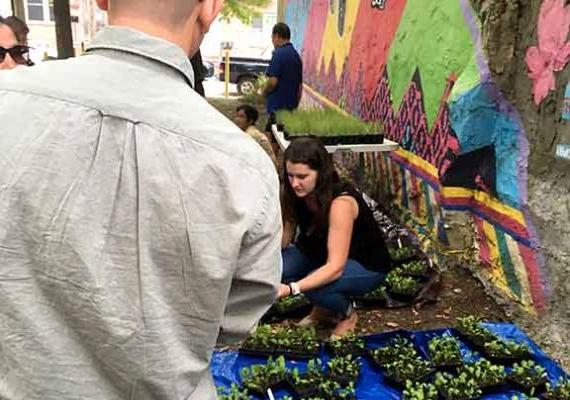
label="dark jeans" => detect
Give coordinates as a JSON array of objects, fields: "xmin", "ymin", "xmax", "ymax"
[{"xmin": 281, "ymin": 245, "xmax": 385, "ymax": 316}]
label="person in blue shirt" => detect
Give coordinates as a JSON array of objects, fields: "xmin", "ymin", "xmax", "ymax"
[{"xmin": 264, "ymin": 22, "xmax": 303, "ymax": 118}]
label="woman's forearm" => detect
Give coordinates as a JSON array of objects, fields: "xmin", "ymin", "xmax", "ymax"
[{"xmin": 296, "ymin": 263, "xmax": 343, "ymax": 292}]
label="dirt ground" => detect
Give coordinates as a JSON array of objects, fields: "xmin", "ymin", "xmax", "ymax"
[{"xmin": 207, "ymin": 94, "xmax": 569, "ymax": 373}]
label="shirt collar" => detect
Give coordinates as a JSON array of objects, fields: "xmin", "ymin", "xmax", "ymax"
[{"xmin": 86, "ymin": 26, "xmax": 195, "ymax": 87}]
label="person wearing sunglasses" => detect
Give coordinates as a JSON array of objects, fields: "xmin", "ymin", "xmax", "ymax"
[{"xmin": 0, "ymin": 15, "xmax": 32, "ymax": 69}]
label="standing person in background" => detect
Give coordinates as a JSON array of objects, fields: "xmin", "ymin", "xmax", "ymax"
[
  {"xmin": 0, "ymin": 15, "xmax": 32, "ymax": 69},
  {"xmin": 263, "ymin": 22, "xmax": 303, "ymax": 133},
  {"xmin": 0, "ymin": 0, "xmax": 282, "ymax": 399}
]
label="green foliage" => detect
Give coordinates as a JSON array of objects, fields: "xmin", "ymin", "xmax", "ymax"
[
  {"xmin": 290, "ymin": 359, "xmax": 325, "ymax": 390},
  {"xmin": 242, "ymin": 324, "xmax": 320, "ymax": 354},
  {"xmin": 388, "ymin": 246, "xmax": 416, "ymax": 261},
  {"xmin": 385, "ymin": 271, "xmax": 419, "ymax": 295},
  {"xmin": 435, "ymin": 371, "xmax": 483, "ymax": 400},
  {"xmin": 456, "ymin": 315, "xmax": 497, "ymax": 345},
  {"xmin": 217, "ymin": 383, "xmax": 251, "ymax": 400},
  {"xmin": 483, "ymin": 339, "xmax": 531, "ymax": 358},
  {"xmin": 363, "ymin": 285, "xmax": 388, "ymax": 299},
  {"xmin": 276, "ymin": 108, "xmax": 381, "ymax": 137},
  {"xmin": 402, "ymin": 381, "xmax": 439, "ymax": 400},
  {"xmin": 327, "ymin": 355, "xmax": 361, "ymax": 384},
  {"xmin": 383, "ymin": 355, "xmax": 433, "ymax": 383},
  {"xmin": 239, "ymin": 356, "xmax": 289, "ymax": 393},
  {"xmin": 241, "ymin": 75, "xmax": 267, "ymax": 106},
  {"xmin": 327, "ymin": 332, "xmax": 365, "ymax": 354},
  {"xmin": 400, "ymin": 260, "xmax": 429, "ymax": 275},
  {"xmin": 272, "ymin": 293, "xmax": 310, "ymax": 314},
  {"xmin": 459, "ymin": 359, "xmax": 506, "ymax": 388},
  {"xmin": 220, "ymin": 0, "xmax": 272, "ymax": 24},
  {"xmin": 545, "ymin": 377, "xmax": 570, "ymax": 400},
  {"xmin": 370, "ymin": 336, "xmax": 418, "ymax": 366},
  {"xmin": 509, "ymin": 360, "xmax": 548, "ymax": 389},
  {"xmin": 428, "ymin": 334, "xmax": 462, "ymax": 365}
]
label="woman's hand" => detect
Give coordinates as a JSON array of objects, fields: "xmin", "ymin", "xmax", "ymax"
[{"xmin": 277, "ymin": 284, "xmax": 291, "ymax": 299}]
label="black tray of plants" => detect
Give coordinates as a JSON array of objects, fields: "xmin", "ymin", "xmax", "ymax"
[
  {"xmin": 481, "ymin": 338, "xmax": 533, "ymax": 364},
  {"xmin": 327, "ymin": 355, "xmax": 361, "ymax": 388},
  {"xmin": 287, "ymin": 359, "xmax": 326, "ymax": 399},
  {"xmin": 427, "ymin": 333, "xmax": 464, "ymax": 372},
  {"xmin": 217, "ymin": 383, "xmax": 252, "ymax": 400},
  {"xmin": 385, "ymin": 267, "xmax": 424, "ymax": 303},
  {"xmin": 239, "ymin": 324, "xmax": 321, "ymax": 359},
  {"xmin": 459, "ymin": 359, "xmax": 508, "ymax": 395},
  {"xmin": 399, "ymin": 259, "xmax": 433, "ymax": 281},
  {"xmin": 284, "ymin": 133, "xmax": 384, "ymax": 146},
  {"xmin": 388, "ymin": 245, "xmax": 419, "ymax": 265},
  {"xmin": 324, "ymin": 332, "xmax": 366, "ymax": 358},
  {"xmin": 455, "ymin": 315, "xmax": 502, "ymax": 349},
  {"xmin": 239, "ymin": 356, "xmax": 290, "ymax": 398},
  {"xmin": 434, "ymin": 371, "xmax": 484, "ymax": 400},
  {"xmin": 352, "ymin": 284, "xmax": 389, "ymax": 308},
  {"xmin": 262, "ymin": 294, "xmax": 311, "ymax": 322},
  {"xmin": 402, "ymin": 381, "xmax": 439, "ymax": 400},
  {"xmin": 543, "ymin": 377, "xmax": 570, "ymax": 400},
  {"xmin": 368, "ymin": 335, "xmax": 420, "ymax": 370},
  {"xmin": 507, "ymin": 360, "xmax": 549, "ymax": 395},
  {"xmin": 381, "ymin": 354, "xmax": 434, "ymax": 389}
]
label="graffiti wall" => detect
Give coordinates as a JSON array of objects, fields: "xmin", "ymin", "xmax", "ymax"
[{"xmin": 282, "ymin": 0, "xmax": 548, "ymax": 312}]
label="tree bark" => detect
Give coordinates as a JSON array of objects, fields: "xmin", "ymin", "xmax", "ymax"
[
  {"xmin": 54, "ymin": 0, "xmax": 74, "ymax": 59},
  {"xmin": 10, "ymin": 0, "xmax": 26, "ymax": 19}
]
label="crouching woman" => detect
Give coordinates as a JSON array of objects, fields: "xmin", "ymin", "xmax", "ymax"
[{"xmin": 278, "ymin": 137, "xmax": 392, "ymax": 337}]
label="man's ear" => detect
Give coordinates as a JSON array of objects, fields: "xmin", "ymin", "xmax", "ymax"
[
  {"xmin": 95, "ymin": 0, "xmax": 109, "ymax": 11},
  {"xmin": 197, "ymin": 0, "xmax": 223, "ymax": 32}
]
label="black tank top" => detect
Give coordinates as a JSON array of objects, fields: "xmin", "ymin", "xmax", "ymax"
[{"xmin": 295, "ymin": 184, "xmax": 392, "ymax": 273}]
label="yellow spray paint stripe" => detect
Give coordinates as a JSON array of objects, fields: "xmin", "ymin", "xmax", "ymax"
[
  {"xmin": 481, "ymin": 220, "xmax": 509, "ymax": 292},
  {"xmin": 505, "ymin": 235, "xmax": 534, "ymax": 310},
  {"xmin": 441, "ymin": 187, "xmax": 525, "ymax": 226},
  {"xmin": 393, "ymin": 148, "xmax": 439, "ymax": 178}
]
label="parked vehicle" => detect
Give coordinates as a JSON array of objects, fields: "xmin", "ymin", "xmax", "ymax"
[
  {"xmin": 218, "ymin": 57, "xmax": 270, "ymax": 95},
  {"xmin": 203, "ymin": 60, "xmax": 215, "ymax": 79}
]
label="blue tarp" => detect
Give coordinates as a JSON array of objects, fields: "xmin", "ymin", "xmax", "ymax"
[{"xmin": 212, "ymin": 323, "xmax": 568, "ymax": 399}]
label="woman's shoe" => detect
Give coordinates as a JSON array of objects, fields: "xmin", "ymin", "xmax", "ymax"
[
  {"xmin": 330, "ymin": 310, "xmax": 358, "ymax": 337},
  {"xmin": 297, "ymin": 306, "xmax": 336, "ymax": 327}
]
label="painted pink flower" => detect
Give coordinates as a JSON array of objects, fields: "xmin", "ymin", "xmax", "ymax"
[{"xmin": 525, "ymin": 0, "xmax": 570, "ymax": 105}]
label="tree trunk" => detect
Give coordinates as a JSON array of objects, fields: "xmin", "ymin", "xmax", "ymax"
[
  {"xmin": 54, "ymin": 0, "xmax": 74, "ymax": 59},
  {"xmin": 11, "ymin": 0, "xmax": 26, "ymax": 19}
]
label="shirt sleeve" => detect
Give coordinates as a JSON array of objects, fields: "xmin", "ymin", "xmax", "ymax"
[
  {"xmin": 217, "ymin": 173, "xmax": 282, "ymax": 345},
  {"xmin": 266, "ymin": 50, "xmax": 283, "ymax": 78}
]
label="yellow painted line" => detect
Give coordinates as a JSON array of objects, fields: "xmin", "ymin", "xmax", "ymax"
[
  {"xmin": 505, "ymin": 235, "xmax": 534, "ymax": 310},
  {"xmin": 393, "ymin": 148, "xmax": 439, "ymax": 178},
  {"xmin": 481, "ymin": 221, "xmax": 509, "ymax": 291}
]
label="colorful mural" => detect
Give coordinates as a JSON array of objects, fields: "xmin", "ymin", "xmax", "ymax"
[{"xmin": 282, "ymin": 0, "xmax": 547, "ymax": 312}]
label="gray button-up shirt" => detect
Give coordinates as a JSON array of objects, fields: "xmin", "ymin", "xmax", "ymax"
[{"xmin": 0, "ymin": 27, "xmax": 281, "ymax": 400}]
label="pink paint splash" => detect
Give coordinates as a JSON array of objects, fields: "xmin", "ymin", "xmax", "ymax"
[{"xmin": 525, "ymin": 0, "xmax": 570, "ymax": 105}]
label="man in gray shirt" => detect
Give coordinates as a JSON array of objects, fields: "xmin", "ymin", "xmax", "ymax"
[{"xmin": 0, "ymin": 1, "xmax": 282, "ymax": 399}]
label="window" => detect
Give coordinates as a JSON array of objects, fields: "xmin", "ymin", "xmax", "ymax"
[
  {"xmin": 26, "ymin": 0, "xmax": 55, "ymax": 22},
  {"xmin": 251, "ymin": 16, "xmax": 263, "ymax": 30}
]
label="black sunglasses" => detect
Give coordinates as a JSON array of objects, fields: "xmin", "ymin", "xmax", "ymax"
[{"xmin": 0, "ymin": 45, "xmax": 32, "ymax": 66}]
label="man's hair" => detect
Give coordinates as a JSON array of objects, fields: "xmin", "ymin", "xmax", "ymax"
[
  {"xmin": 236, "ymin": 104, "xmax": 259, "ymax": 124},
  {"xmin": 112, "ymin": 0, "xmax": 200, "ymax": 27},
  {"xmin": 0, "ymin": 15, "xmax": 29, "ymax": 45},
  {"xmin": 272, "ymin": 23, "xmax": 291, "ymax": 40}
]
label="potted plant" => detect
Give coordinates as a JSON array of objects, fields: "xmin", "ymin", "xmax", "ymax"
[
  {"xmin": 325, "ymin": 332, "xmax": 366, "ymax": 357},
  {"xmin": 385, "ymin": 272, "xmax": 421, "ymax": 301},
  {"xmin": 217, "ymin": 383, "xmax": 252, "ymax": 400},
  {"xmin": 428, "ymin": 334, "xmax": 463, "ymax": 370},
  {"xmin": 482, "ymin": 339, "xmax": 532, "ymax": 363},
  {"xmin": 271, "ymin": 293, "xmax": 311, "ymax": 316},
  {"xmin": 456, "ymin": 315, "xmax": 497, "ymax": 347},
  {"xmin": 288, "ymin": 359, "xmax": 325, "ymax": 399},
  {"xmin": 544, "ymin": 377, "xmax": 570, "ymax": 400},
  {"xmin": 354, "ymin": 285, "xmax": 388, "ymax": 307},
  {"xmin": 275, "ymin": 108, "xmax": 383, "ymax": 146},
  {"xmin": 459, "ymin": 359, "xmax": 506, "ymax": 392},
  {"xmin": 400, "ymin": 260, "xmax": 431, "ymax": 279},
  {"xmin": 239, "ymin": 356, "xmax": 290, "ymax": 397},
  {"xmin": 327, "ymin": 355, "xmax": 361, "ymax": 387},
  {"xmin": 434, "ymin": 371, "xmax": 483, "ymax": 400},
  {"xmin": 369, "ymin": 336, "xmax": 418, "ymax": 368},
  {"xmin": 388, "ymin": 246, "xmax": 417, "ymax": 263},
  {"xmin": 402, "ymin": 381, "xmax": 439, "ymax": 400},
  {"xmin": 240, "ymin": 325, "xmax": 321, "ymax": 359},
  {"xmin": 382, "ymin": 355, "xmax": 434, "ymax": 388},
  {"xmin": 508, "ymin": 360, "xmax": 549, "ymax": 395}
]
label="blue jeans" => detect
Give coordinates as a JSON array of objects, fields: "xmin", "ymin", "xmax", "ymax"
[{"xmin": 281, "ymin": 245, "xmax": 385, "ymax": 316}]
